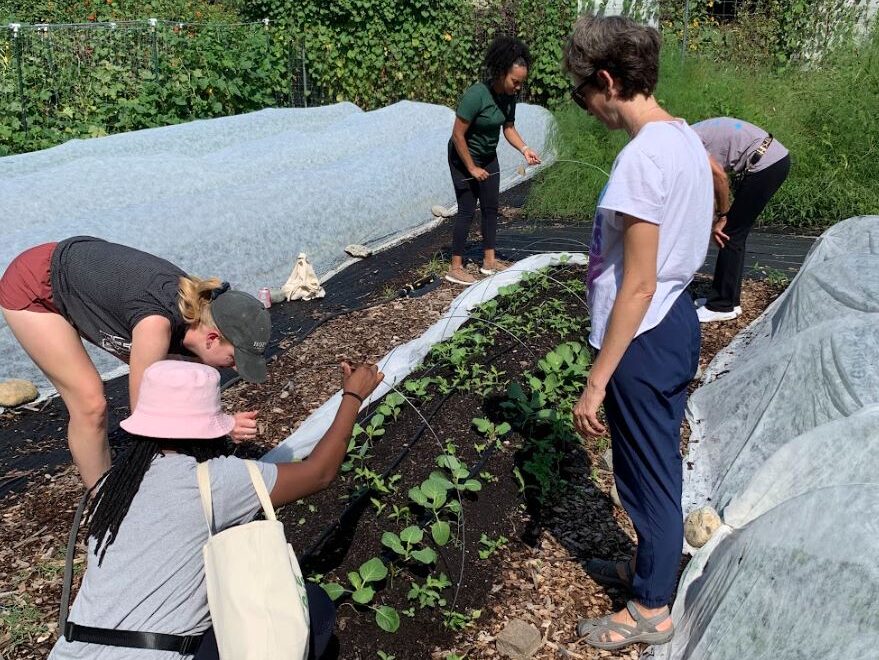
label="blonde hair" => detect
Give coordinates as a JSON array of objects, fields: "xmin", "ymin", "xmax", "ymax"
[{"xmin": 177, "ymin": 275, "xmax": 223, "ymax": 329}]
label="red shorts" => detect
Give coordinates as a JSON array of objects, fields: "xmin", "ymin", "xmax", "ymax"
[{"xmin": 0, "ymin": 242, "xmax": 60, "ymax": 314}]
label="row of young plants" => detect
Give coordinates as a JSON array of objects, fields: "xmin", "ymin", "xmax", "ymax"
[{"xmin": 279, "ymin": 263, "xmax": 592, "ymax": 656}]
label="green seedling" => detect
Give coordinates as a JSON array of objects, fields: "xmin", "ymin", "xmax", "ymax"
[
  {"xmin": 377, "ymin": 392, "xmax": 406, "ymax": 421},
  {"xmin": 403, "ymin": 377, "xmax": 431, "ymax": 399},
  {"xmin": 442, "ymin": 608, "xmax": 482, "ymax": 631},
  {"xmin": 321, "ymin": 558, "xmax": 400, "ymax": 633},
  {"xmin": 478, "ymin": 533, "xmax": 509, "ymax": 560},
  {"xmin": 388, "ymin": 505, "xmax": 412, "ymax": 524},
  {"xmin": 381, "ymin": 525, "xmax": 437, "ymax": 565},
  {"xmin": 407, "ymin": 572, "xmax": 452, "ymax": 609},
  {"xmin": 472, "ymin": 417, "xmax": 512, "ymax": 448},
  {"xmin": 370, "ymin": 497, "xmax": 386, "ymax": 516}
]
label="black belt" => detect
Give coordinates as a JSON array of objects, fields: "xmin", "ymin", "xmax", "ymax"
[
  {"xmin": 744, "ymin": 134, "xmax": 774, "ymax": 171},
  {"xmin": 60, "ymin": 492, "xmax": 203, "ymax": 656},
  {"xmin": 65, "ymin": 621, "xmax": 204, "ymax": 654}
]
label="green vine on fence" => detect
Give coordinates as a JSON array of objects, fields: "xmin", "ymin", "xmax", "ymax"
[{"xmin": 1, "ymin": 1, "xmax": 577, "ymax": 155}]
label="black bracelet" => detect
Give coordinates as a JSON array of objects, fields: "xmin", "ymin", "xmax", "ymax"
[{"xmin": 342, "ymin": 391, "xmax": 364, "ymax": 404}]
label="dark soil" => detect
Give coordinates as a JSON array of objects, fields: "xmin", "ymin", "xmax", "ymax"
[{"xmin": 272, "ymin": 267, "xmax": 599, "ymax": 659}]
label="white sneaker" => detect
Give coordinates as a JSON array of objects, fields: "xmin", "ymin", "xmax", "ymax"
[
  {"xmin": 696, "ymin": 305, "xmax": 740, "ymax": 323},
  {"xmin": 694, "ymin": 298, "xmax": 742, "ymax": 315}
]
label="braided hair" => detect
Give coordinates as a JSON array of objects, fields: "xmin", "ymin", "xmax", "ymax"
[
  {"xmin": 484, "ymin": 35, "xmax": 531, "ymax": 83},
  {"xmin": 86, "ymin": 433, "xmax": 228, "ymax": 565}
]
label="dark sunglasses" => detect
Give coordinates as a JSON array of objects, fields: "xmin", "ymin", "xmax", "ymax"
[{"xmin": 571, "ymin": 78, "xmax": 592, "ymax": 111}]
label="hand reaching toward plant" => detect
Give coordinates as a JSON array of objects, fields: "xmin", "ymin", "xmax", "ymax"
[
  {"xmin": 573, "ymin": 379, "xmax": 607, "ymax": 439},
  {"xmin": 231, "ymin": 410, "xmax": 258, "ymax": 443},
  {"xmin": 523, "ymin": 147, "xmax": 541, "ymax": 166},
  {"xmin": 341, "ymin": 360, "xmax": 384, "ymax": 401}
]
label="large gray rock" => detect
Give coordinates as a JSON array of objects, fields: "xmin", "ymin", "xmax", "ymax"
[
  {"xmin": 0, "ymin": 379, "xmax": 39, "ymax": 407},
  {"xmin": 496, "ymin": 618, "xmax": 542, "ymax": 659}
]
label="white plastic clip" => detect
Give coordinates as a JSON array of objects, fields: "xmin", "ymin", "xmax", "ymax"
[
  {"xmin": 148, "ymin": 18, "xmax": 157, "ymax": 30},
  {"xmin": 9, "ymin": 23, "xmax": 21, "ymax": 37},
  {"xmin": 263, "ymin": 18, "xmax": 270, "ymax": 28}
]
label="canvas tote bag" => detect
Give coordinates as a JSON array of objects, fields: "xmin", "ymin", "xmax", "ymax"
[{"xmin": 197, "ymin": 460, "xmax": 310, "ymax": 659}]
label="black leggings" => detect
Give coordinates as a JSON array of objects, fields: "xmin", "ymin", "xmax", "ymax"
[
  {"xmin": 194, "ymin": 583, "xmax": 336, "ymax": 659},
  {"xmin": 448, "ymin": 141, "xmax": 500, "ymax": 257},
  {"xmin": 707, "ymin": 154, "xmax": 791, "ymax": 311}
]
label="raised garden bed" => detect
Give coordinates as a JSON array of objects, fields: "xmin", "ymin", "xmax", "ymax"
[{"xmin": 277, "ymin": 263, "xmax": 593, "ymax": 659}]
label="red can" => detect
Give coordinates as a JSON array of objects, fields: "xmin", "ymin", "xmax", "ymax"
[{"xmin": 257, "ymin": 287, "xmax": 272, "ymax": 309}]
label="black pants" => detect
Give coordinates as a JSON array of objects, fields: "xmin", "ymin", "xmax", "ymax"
[
  {"xmin": 194, "ymin": 584, "xmax": 336, "ymax": 659},
  {"xmin": 707, "ymin": 155, "xmax": 791, "ymax": 312},
  {"xmin": 448, "ymin": 140, "xmax": 500, "ymax": 257}
]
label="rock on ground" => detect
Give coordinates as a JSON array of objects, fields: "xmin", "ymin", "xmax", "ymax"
[
  {"xmin": 684, "ymin": 506, "xmax": 722, "ymax": 548},
  {"xmin": 0, "ymin": 379, "xmax": 39, "ymax": 407},
  {"xmin": 496, "ymin": 618, "xmax": 543, "ymax": 659}
]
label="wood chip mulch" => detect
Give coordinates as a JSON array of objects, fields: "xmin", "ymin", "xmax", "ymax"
[{"xmin": 0, "ymin": 275, "xmax": 784, "ymax": 660}]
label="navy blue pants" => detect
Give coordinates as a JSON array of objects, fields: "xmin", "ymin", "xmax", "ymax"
[
  {"xmin": 601, "ymin": 292, "xmax": 700, "ymax": 607},
  {"xmin": 194, "ymin": 584, "xmax": 336, "ymax": 659}
]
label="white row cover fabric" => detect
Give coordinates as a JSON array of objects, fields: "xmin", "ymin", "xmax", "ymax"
[
  {"xmin": 263, "ymin": 253, "xmax": 587, "ymax": 463},
  {"xmin": 0, "ymin": 101, "xmax": 556, "ymax": 392},
  {"xmin": 650, "ymin": 216, "xmax": 879, "ymax": 659}
]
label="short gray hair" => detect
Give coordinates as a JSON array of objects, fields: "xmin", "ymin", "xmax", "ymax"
[{"xmin": 563, "ymin": 15, "xmax": 661, "ymax": 100}]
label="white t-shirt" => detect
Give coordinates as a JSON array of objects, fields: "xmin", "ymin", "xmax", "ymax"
[
  {"xmin": 49, "ymin": 454, "xmax": 278, "ymax": 660},
  {"xmin": 587, "ymin": 120, "xmax": 713, "ymax": 349}
]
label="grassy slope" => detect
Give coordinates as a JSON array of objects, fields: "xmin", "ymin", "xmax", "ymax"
[{"xmin": 526, "ymin": 33, "xmax": 879, "ymax": 231}]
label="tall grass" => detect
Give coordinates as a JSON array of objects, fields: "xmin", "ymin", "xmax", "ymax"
[{"xmin": 526, "ymin": 32, "xmax": 879, "ymax": 232}]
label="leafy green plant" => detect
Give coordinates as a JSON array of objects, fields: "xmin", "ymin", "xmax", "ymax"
[
  {"xmin": 442, "ymin": 608, "xmax": 482, "ymax": 631},
  {"xmin": 472, "ymin": 417, "xmax": 512, "ymax": 450},
  {"xmin": 403, "ymin": 377, "xmax": 431, "ymax": 399},
  {"xmin": 388, "ymin": 504, "xmax": 412, "ymax": 524},
  {"xmin": 321, "ymin": 558, "xmax": 400, "ymax": 632},
  {"xmin": 407, "ymin": 572, "xmax": 452, "ymax": 609},
  {"xmin": 381, "ymin": 525, "xmax": 437, "ymax": 565},
  {"xmin": 377, "ymin": 392, "xmax": 406, "ymax": 422},
  {"xmin": 478, "ymin": 533, "xmax": 509, "ymax": 560}
]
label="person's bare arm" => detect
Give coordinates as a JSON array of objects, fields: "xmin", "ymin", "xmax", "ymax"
[
  {"xmin": 503, "ymin": 123, "xmax": 541, "ymax": 165},
  {"xmin": 128, "ymin": 315, "xmax": 172, "ymax": 409},
  {"xmin": 573, "ymin": 216, "xmax": 659, "ymax": 438},
  {"xmin": 269, "ymin": 363, "xmax": 384, "ymax": 506}
]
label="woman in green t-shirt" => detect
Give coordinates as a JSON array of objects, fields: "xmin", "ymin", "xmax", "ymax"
[{"xmin": 446, "ymin": 36, "xmax": 541, "ymax": 286}]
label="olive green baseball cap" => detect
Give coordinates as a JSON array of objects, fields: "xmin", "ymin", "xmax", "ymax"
[{"xmin": 211, "ymin": 289, "xmax": 271, "ymax": 384}]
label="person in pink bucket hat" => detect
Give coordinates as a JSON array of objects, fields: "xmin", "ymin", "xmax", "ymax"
[{"xmin": 50, "ymin": 359, "xmax": 383, "ymax": 660}]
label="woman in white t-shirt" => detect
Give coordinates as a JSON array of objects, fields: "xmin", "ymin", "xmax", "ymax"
[{"xmin": 562, "ymin": 15, "xmax": 715, "ymax": 651}]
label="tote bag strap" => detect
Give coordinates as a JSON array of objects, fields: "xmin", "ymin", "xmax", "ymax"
[
  {"xmin": 59, "ymin": 489, "xmax": 90, "ymax": 632},
  {"xmin": 196, "ymin": 462, "xmax": 214, "ymax": 535},
  {"xmin": 244, "ymin": 461, "xmax": 277, "ymax": 521}
]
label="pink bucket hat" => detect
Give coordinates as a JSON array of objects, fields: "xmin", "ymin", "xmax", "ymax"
[{"xmin": 120, "ymin": 361, "xmax": 235, "ymax": 439}]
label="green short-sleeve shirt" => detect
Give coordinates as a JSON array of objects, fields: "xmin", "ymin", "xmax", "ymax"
[{"xmin": 455, "ymin": 82, "xmax": 516, "ymax": 159}]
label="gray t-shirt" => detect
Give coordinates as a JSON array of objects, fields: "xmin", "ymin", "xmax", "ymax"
[
  {"xmin": 49, "ymin": 454, "xmax": 278, "ymax": 660},
  {"xmin": 51, "ymin": 237, "xmax": 192, "ymax": 361},
  {"xmin": 692, "ymin": 117, "xmax": 788, "ymax": 174}
]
